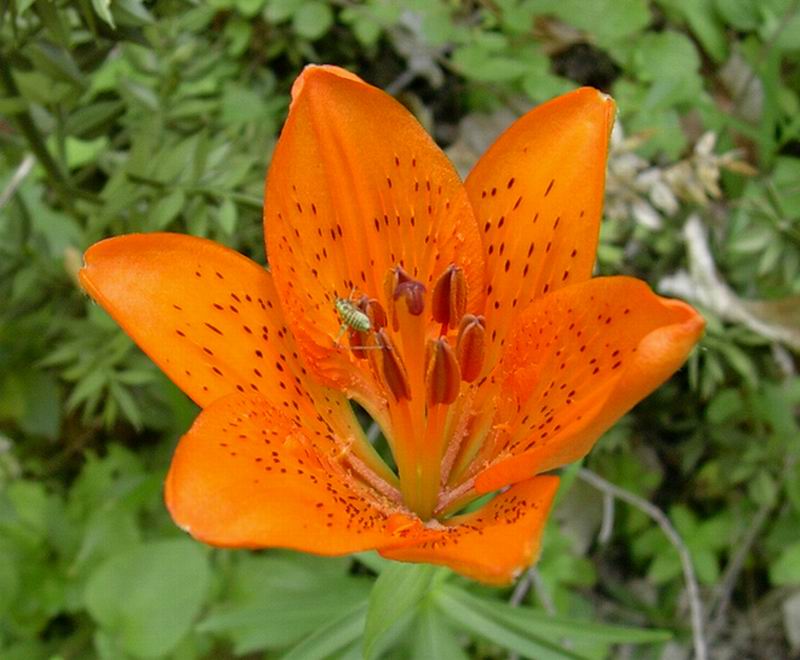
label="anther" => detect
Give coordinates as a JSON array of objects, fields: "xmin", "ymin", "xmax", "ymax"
[
  {"xmin": 385, "ymin": 266, "xmax": 426, "ymax": 321},
  {"xmin": 431, "ymin": 264, "xmax": 467, "ymax": 329},
  {"xmin": 358, "ymin": 296, "xmax": 387, "ymax": 330},
  {"xmin": 425, "ymin": 338, "xmax": 461, "ymax": 406},
  {"xmin": 348, "ymin": 328, "xmax": 371, "ymax": 360},
  {"xmin": 456, "ymin": 314, "xmax": 486, "ymax": 383},
  {"xmin": 371, "ymin": 329, "xmax": 411, "ymax": 401}
]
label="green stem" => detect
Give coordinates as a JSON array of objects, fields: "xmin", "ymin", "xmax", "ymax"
[{"xmin": 0, "ymin": 49, "xmax": 71, "ymax": 194}]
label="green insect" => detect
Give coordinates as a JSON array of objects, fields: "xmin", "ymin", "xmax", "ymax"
[
  {"xmin": 333, "ymin": 289, "xmax": 372, "ymax": 347},
  {"xmin": 336, "ymin": 297, "xmax": 371, "ymax": 332}
]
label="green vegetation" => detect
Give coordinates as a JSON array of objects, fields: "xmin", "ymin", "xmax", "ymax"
[{"xmin": 1, "ymin": 0, "xmax": 799, "ymax": 658}]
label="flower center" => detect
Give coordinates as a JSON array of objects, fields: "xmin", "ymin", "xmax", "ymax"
[{"xmin": 343, "ymin": 264, "xmax": 486, "ymax": 520}]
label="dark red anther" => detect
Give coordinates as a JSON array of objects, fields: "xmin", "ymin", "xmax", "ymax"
[
  {"xmin": 431, "ymin": 264, "xmax": 467, "ymax": 329},
  {"xmin": 348, "ymin": 328, "xmax": 370, "ymax": 360},
  {"xmin": 425, "ymin": 338, "xmax": 461, "ymax": 406},
  {"xmin": 456, "ymin": 314, "xmax": 486, "ymax": 383},
  {"xmin": 371, "ymin": 328, "xmax": 411, "ymax": 401},
  {"xmin": 358, "ymin": 296, "xmax": 387, "ymax": 330},
  {"xmin": 385, "ymin": 266, "xmax": 426, "ymax": 319}
]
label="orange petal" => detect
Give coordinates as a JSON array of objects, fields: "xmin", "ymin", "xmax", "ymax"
[
  {"xmin": 380, "ymin": 476, "xmax": 559, "ymax": 585},
  {"xmin": 465, "ymin": 88, "xmax": 615, "ymax": 369},
  {"xmin": 264, "ymin": 65, "xmax": 484, "ymax": 390},
  {"xmin": 473, "ymin": 277, "xmax": 704, "ymax": 493},
  {"xmin": 79, "ymin": 233, "xmax": 395, "ymax": 482},
  {"xmin": 166, "ymin": 392, "xmax": 418, "ymax": 553}
]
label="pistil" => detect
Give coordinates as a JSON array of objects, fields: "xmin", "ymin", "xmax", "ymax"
[{"xmin": 364, "ymin": 263, "xmax": 487, "ymax": 521}]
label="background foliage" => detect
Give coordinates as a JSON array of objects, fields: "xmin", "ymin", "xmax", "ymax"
[{"xmin": 1, "ymin": 0, "xmax": 799, "ymax": 658}]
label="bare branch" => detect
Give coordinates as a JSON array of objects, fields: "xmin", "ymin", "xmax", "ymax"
[
  {"xmin": 577, "ymin": 468, "xmax": 707, "ymax": 660},
  {"xmin": 0, "ymin": 154, "xmax": 34, "ymax": 210}
]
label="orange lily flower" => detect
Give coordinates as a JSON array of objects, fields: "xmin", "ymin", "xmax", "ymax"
[{"xmin": 79, "ymin": 65, "xmax": 704, "ymax": 585}]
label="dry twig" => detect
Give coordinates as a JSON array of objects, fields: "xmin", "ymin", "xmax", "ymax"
[
  {"xmin": 577, "ymin": 468, "xmax": 708, "ymax": 660},
  {"xmin": 0, "ymin": 154, "xmax": 34, "ymax": 210}
]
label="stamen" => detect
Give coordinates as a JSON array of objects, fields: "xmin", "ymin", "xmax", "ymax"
[
  {"xmin": 348, "ymin": 328, "xmax": 371, "ymax": 359},
  {"xmin": 425, "ymin": 338, "xmax": 461, "ymax": 405},
  {"xmin": 358, "ymin": 295, "xmax": 387, "ymax": 329},
  {"xmin": 456, "ymin": 314, "xmax": 486, "ymax": 382},
  {"xmin": 385, "ymin": 265, "xmax": 426, "ymax": 322},
  {"xmin": 431, "ymin": 264, "xmax": 467, "ymax": 329},
  {"xmin": 371, "ymin": 328, "xmax": 411, "ymax": 401}
]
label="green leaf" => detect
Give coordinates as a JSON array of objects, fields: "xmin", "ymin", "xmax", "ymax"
[
  {"xmin": 64, "ymin": 136, "xmax": 109, "ymax": 169},
  {"xmin": 714, "ymin": 0, "xmax": 760, "ymax": 30},
  {"xmin": 438, "ymin": 584, "xmax": 671, "ymax": 646},
  {"xmin": 657, "ymin": 0, "xmax": 728, "ymax": 62},
  {"xmin": 66, "ymin": 100, "xmax": 125, "ymax": 136},
  {"xmin": 84, "ymin": 539, "xmax": 210, "ymax": 658},
  {"xmin": 27, "ymin": 41, "xmax": 86, "ymax": 88},
  {"xmin": 218, "ymin": 198, "xmax": 238, "ymax": 234},
  {"xmin": 111, "ymin": 0, "xmax": 154, "ymax": 26},
  {"xmin": 149, "ymin": 190, "xmax": 186, "ymax": 230},
  {"xmin": 198, "ymin": 554, "xmax": 370, "ymax": 654},
  {"xmin": 536, "ymin": 0, "xmax": 650, "ymax": 47},
  {"xmin": 92, "ymin": 0, "xmax": 116, "ymax": 27},
  {"xmin": 292, "ymin": 1, "xmax": 334, "ymax": 40},
  {"xmin": 692, "ymin": 548, "xmax": 720, "ymax": 585},
  {"xmin": 629, "ymin": 31, "xmax": 703, "ymax": 104},
  {"xmin": 266, "ymin": 0, "xmax": 303, "ymax": 22},
  {"xmin": 282, "ymin": 601, "xmax": 367, "ymax": 660},
  {"xmin": 363, "ymin": 563, "xmax": 439, "ymax": 659},
  {"xmin": 109, "ymin": 380, "xmax": 143, "ymax": 429},
  {"xmin": 770, "ymin": 541, "xmax": 800, "ymax": 586},
  {"xmin": 435, "ymin": 586, "xmax": 587, "ymax": 660},
  {"xmin": 452, "ymin": 45, "xmax": 530, "ymax": 82},
  {"xmin": 706, "ymin": 388, "xmax": 743, "ymax": 424},
  {"xmin": 411, "ymin": 602, "xmax": 468, "ymax": 660}
]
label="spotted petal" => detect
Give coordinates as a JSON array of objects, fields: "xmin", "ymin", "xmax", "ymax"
[
  {"xmin": 79, "ymin": 233, "xmax": 395, "ymax": 483},
  {"xmin": 472, "ymin": 277, "xmax": 704, "ymax": 493},
  {"xmin": 166, "ymin": 392, "xmax": 417, "ymax": 552},
  {"xmin": 264, "ymin": 65, "xmax": 485, "ymax": 394},
  {"xmin": 465, "ymin": 88, "xmax": 615, "ymax": 369},
  {"xmin": 380, "ymin": 476, "xmax": 559, "ymax": 585}
]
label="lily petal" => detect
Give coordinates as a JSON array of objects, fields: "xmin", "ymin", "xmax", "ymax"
[
  {"xmin": 166, "ymin": 392, "xmax": 417, "ymax": 552},
  {"xmin": 380, "ymin": 475, "xmax": 559, "ymax": 585},
  {"xmin": 79, "ymin": 233, "xmax": 396, "ymax": 483},
  {"xmin": 474, "ymin": 277, "xmax": 704, "ymax": 493},
  {"xmin": 465, "ymin": 88, "xmax": 615, "ymax": 369},
  {"xmin": 264, "ymin": 65, "xmax": 484, "ymax": 391}
]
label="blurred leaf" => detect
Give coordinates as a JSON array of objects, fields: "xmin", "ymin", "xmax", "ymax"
[
  {"xmin": 452, "ymin": 45, "xmax": 530, "ymax": 82},
  {"xmin": 292, "ymin": 1, "xmax": 334, "ymax": 40},
  {"xmin": 282, "ymin": 601, "xmax": 367, "ymax": 660},
  {"xmin": 411, "ymin": 602, "xmax": 468, "ymax": 659},
  {"xmin": 92, "ymin": 0, "xmax": 116, "ymax": 28},
  {"xmin": 198, "ymin": 553, "xmax": 370, "ymax": 654},
  {"xmin": 363, "ymin": 563, "xmax": 439, "ymax": 659},
  {"xmin": 84, "ymin": 539, "xmax": 210, "ymax": 658},
  {"xmin": 149, "ymin": 190, "xmax": 186, "ymax": 230},
  {"xmin": 435, "ymin": 585, "xmax": 586, "ymax": 660},
  {"xmin": 27, "ymin": 41, "xmax": 86, "ymax": 87},
  {"xmin": 657, "ymin": 0, "xmax": 728, "ymax": 62},
  {"xmin": 714, "ymin": 0, "xmax": 760, "ymax": 30},
  {"xmin": 537, "ymin": 0, "xmax": 651, "ymax": 47},
  {"xmin": 218, "ymin": 198, "xmax": 238, "ymax": 234},
  {"xmin": 770, "ymin": 542, "xmax": 800, "ymax": 586}
]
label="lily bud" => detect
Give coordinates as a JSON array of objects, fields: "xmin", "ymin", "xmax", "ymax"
[
  {"xmin": 425, "ymin": 338, "xmax": 461, "ymax": 406},
  {"xmin": 431, "ymin": 264, "xmax": 467, "ymax": 329},
  {"xmin": 456, "ymin": 314, "xmax": 486, "ymax": 383}
]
